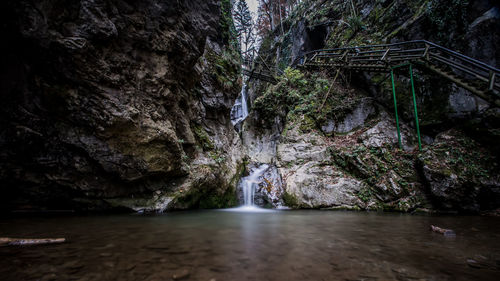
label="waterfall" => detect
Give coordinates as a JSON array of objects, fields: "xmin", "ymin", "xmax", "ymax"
[
  {"xmin": 223, "ymin": 164, "xmax": 272, "ymax": 212},
  {"xmin": 242, "ymin": 164, "xmax": 269, "ymax": 206},
  {"xmin": 230, "ymin": 85, "xmax": 249, "ymax": 126},
  {"xmin": 240, "ymin": 85, "xmax": 248, "ymax": 120}
]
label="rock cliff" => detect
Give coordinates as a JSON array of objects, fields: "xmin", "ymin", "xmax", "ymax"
[
  {"xmin": 241, "ymin": 0, "xmax": 500, "ymax": 213},
  {"xmin": 0, "ymin": 0, "xmax": 243, "ymax": 212}
]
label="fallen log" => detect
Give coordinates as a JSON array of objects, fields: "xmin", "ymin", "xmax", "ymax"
[
  {"xmin": 430, "ymin": 225, "xmax": 456, "ymax": 236},
  {"xmin": 0, "ymin": 237, "xmax": 66, "ymax": 246}
]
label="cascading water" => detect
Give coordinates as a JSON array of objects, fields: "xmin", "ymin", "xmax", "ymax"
[
  {"xmin": 230, "ymin": 85, "xmax": 249, "ymax": 127},
  {"xmin": 228, "ymin": 81, "xmax": 277, "ymax": 212},
  {"xmin": 242, "ymin": 164, "xmax": 268, "ymax": 207},
  {"xmin": 224, "ymin": 164, "xmax": 272, "ymax": 212}
]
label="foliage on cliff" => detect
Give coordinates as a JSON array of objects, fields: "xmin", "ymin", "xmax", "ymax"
[
  {"xmin": 253, "ymin": 67, "xmax": 364, "ymax": 131},
  {"xmin": 247, "ymin": 0, "xmax": 500, "ymax": 213}
]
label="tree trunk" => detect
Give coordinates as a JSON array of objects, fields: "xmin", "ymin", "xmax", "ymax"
[{"xmin": 0, "ymin": 237, "xmax": 66, "ymax": 246}]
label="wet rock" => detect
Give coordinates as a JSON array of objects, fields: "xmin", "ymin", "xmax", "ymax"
[
  {"xmin": 241, "ymin": 115, "xmax": 283, "ymax": 163},
  {"xmin": 430, "ymin": 225, "xmax": 456, "ymax": 237},
  {"xmin": 467, "ymin": 259, "xmax": 481, "ymax": 269},
  {"xmin": 259, "ymin": 165, "xmax": 284, "ymax": 207},
  {"xmin": 105, "ymin": 195, "xmax": 174, "ymax": 213},
  {"xmin": 172, "ymin": 269, "xmax": 190, "ymax": 280}
]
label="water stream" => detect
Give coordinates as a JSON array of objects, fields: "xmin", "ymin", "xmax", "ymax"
[
  {"xmin": 226, "ymin": 164, "xmax": 271, "ymax": 212},
  {"xmin": 242, "ymin": 164, "xmax": 268, "ymax": 207},
  {"xmin": 230, "ymin": 85, "xmax": 249, "ymax": 126}
]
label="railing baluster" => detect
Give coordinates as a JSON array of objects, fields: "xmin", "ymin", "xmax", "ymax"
[
  {"xmin": 381, "ymin": 48, "xmax": 390, "ymax": 61},
  {"xmin": 489, "ymin": 71, "xmax": 496, "ymax": 91},
  {"xmin": 423, "ymin": 43, "xmax": 430, "ymax": 60}
]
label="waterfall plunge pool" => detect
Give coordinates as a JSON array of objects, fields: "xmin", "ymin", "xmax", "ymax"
[{"xmin": 1, "ymin": 211, "xmax": 499, "ymax": 280}]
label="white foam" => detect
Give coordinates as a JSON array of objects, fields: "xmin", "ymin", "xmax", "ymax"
[{"xmin": 221, "ymin": 206, "xmax": 275, "ymax": 213}]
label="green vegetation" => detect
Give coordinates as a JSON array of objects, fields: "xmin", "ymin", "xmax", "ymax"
[
  {"xmin": 210, "ymin": 0, "xmax": 241, "ymax": 92},
  {"xmin": 329, "ymin": 143, "xmax": 423, "ymax": 211},
  {"xmin": 346, "ymin": 14, "xmax": 365, "ymax": 37},
  {"xmin": 282, "ymin": 192, "xmax": 300, "ymax": 208},
  {"xmin": 357, "ymin": 187, "xmax": 373, "ymax": 203},
  {"xmin": 205, "ymin": 47, "xmax": 240, "ymax": 91},
  {"xmin": 253, "ymin": 67, "xmax": 361, "ymax": 131},
  {"xmin": 418, "ymin": 130, "xmax": 497, "ymax": 180},
  {"xmin": 220, "ymin": 0, "xmax": 238, "ymax": 49},
  {"xmin": 209, "ymin": 150, "xmax": 226, "ymax": 165},
  {"xmin": 193, "ymin": 125, "xmax": 214, "ymax": 151},
  {"xmin": 252, "ymin": 67, "xmax": 308, "ymax": 125},
  {"xmin": 424, "ymin": 0, "xmax": 469, "ymax": 47},
  {"xmin": 198, "ymin": 187, "xmax": 238, "ymax": 209}
]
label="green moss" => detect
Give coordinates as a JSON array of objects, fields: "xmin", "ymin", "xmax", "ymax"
[
  {"xmin": 357, "ymin": 187, "xmax": 374, "ymax": 203},
  {"xmin": 205, "ymin": 47, "xmax": 240, "ymax": 92},
  {"xmin": 198, "ymin": 187, "xmax": 238, "ymax": 209},
  {"xmin": 298, "ymin": 115, "xmax": 317, "ymax": 133},
  {"xmin": 173, "ymin": 169, "xmax": 238, "ymax": 209},
  {"xmin": 253, "ymin": 69, "xmax": 362, "ymax": 129},
  {"xmin": 283, "ymin": 192, "xmax": 300, "ymax": 208},
  {"xmin": 229, "ymin": 160, "xmax": 247, "ymax": 188},
  {"xmin": 193, "ymin": 125, "xmax": 214, "ymax": 151}
]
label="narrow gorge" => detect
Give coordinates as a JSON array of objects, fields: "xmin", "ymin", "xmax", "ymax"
[
  {"xmin": 1, "ymin": 0, "xmax": 499, "ymax": 280},
  {"xmin": 1, "ymin": 0, "xmax": 499, "ymax": 214}
]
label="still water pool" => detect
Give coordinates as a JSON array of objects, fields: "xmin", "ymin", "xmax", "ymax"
[{"xmin": 1, "ymin": 210, "xmax": 499, "ymax": 280}]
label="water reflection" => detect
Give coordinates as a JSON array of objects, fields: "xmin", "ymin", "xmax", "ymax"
[{"xmin": 0, "ymin": 211, "xmax": 499, "ymax": 280}]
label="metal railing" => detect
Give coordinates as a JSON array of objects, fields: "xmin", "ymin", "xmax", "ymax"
[
  {"xmin": 241, "ymin": 40, "xmax": 500, "ymax": 150},
  {"xmin": 293, "ymin": 40, "xmax": 499, "ymax": 105}
]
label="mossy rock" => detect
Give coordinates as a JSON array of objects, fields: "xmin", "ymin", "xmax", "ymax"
[{"xmin": 282, "ymin": 192, "xmax": 300, "ymax": 208}]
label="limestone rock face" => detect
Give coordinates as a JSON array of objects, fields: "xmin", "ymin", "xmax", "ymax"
[
  {"xmin": 284, "ymin": 163, "xmax": 365, "ymax": 209},
  {"xmin": 360, "ymin": 112, "xmax": 417, "ymax": 151},
  {"xmin": 241, "ymin": 114, "xmax": 283, "ymax": 164},
  {"xmin": 0, "ymin": 0, "xmax": 243, "ymax": 211},
  {"xmin": 321, "ymin": 98, "xmax": 376, "ymax": 134},
  {"xmin": 277, "ymin": 119, "xmax": 365, "ymax": 209}
]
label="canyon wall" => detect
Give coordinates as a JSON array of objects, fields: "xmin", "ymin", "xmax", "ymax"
[
  {"xmin": 243, "ymin": 0, "xmax": 500, "ymax": 213},
  {"xmin": 0, "ymin": 0, "xmax": 243, "ymax": 212}
]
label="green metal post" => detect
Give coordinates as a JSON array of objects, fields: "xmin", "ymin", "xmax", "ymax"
[
  {"xmin": 409, "ymin": 64, "xmax": 422, "ymax": 150},
  {"xmin": 390, "ymin": 70, "xmax": 402, "ymax": 149}
]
